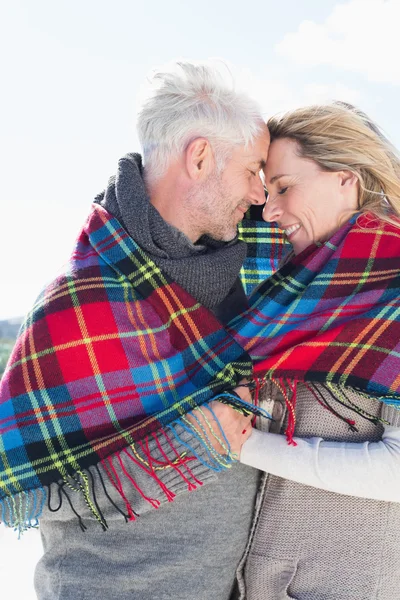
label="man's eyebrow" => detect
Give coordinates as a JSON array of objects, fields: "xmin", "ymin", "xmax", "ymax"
[
  {"xmin": 268, "ymin": 173, "xmax": 288, "ymax": 184},
  {"xmin": 252, "ymin": 159, "xmax": 267, "ymax": 169}
]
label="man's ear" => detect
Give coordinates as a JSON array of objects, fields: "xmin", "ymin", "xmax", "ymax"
[{"xmin": 185, "ymin": 138, "xmax": 214, "ymax": 181}]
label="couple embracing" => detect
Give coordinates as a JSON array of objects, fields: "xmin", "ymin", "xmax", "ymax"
[{"xmin": 1, "ymin": 62, "xmax": 400, "ymax": 600}]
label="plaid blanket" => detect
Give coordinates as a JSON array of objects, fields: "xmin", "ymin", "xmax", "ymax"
[
  {"xmin": 3, "ymin": 203, "xmax": 399, "ymax": 531},
  {"xmin": 231, "ymin": 213, "xmax": 400, "ymax": 440},
  {"xmin": 238, "ymin": 204, "xmax": 287, "ymax": 295},
  {"xmin": 1, "ymin": 204, "xmax": 270, "ymax": 531}
]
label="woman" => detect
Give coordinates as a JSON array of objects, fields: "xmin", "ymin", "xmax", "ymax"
[{"xmin": 220, "ymin": 103, "xmax": 400, "ymax": 599}]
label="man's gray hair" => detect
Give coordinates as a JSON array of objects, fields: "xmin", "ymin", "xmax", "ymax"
[{"xmin": 137, "ymin": 62, "xmax": 265, "ymax": 182}]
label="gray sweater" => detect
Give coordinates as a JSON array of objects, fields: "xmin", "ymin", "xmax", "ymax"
[{"xmin": 235, "ymin": 381, "xmax": 400, "ymax": 600}]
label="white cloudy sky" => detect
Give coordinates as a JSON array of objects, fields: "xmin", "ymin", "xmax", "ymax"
[
  {"xmin": 1, "ymin": 0, "xmax": 400, "ymax": 595},
  {"xmin": 1, "ymin": 0, "xmax": 400, "ymax": 321}
]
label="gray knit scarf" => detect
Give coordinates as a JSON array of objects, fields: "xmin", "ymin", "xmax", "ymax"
[{"xmin": 94, "ymin": 153, "xmax": 247, "ymax": 315}]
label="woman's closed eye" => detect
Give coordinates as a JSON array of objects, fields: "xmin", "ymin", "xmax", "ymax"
[{"xmin": 278, "ymin": 186, "xmax": 289, "ymax": 195}]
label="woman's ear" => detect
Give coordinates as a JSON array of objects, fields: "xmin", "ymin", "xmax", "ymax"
[
  {"xmin": 339, "ymin": 170, "xmax": 358, "ymax": 189},
  {"xmin": 185, "ymin": 138, "xmax": 214, "ymax": 181},
  {"xmin": 338, "ymin": 170, "xmax": 359, "ymax": 209}
]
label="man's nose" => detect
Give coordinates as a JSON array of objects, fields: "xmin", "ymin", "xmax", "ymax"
[
  {"xmin": 248, "ymin": 174, "xmax": 267, "ymax": 206},
  {"xmin": 262, "ymin": 196, "xmax": 282, "ymax": 223}
]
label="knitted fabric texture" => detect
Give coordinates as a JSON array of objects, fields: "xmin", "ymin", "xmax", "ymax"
[
  {"xmin": 239, "ymin": 382, "xmax": 400, "ymax": 600},
  {"xmin": 95, "ymin": 153, "xmax": 248, "ymax": 310}
]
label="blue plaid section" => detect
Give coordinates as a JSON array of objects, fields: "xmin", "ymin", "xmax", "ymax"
[{"xmin": 239, "ymin": 209, "xmax": 288, "ymax": 295}]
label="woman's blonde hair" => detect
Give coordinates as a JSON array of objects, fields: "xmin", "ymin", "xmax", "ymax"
[{"xmin": 267, "ymin": 102, "xmax": 400, "ymax": 226}]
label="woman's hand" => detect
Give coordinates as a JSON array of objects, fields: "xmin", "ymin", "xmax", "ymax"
[{"xmin": 185, "ymin": 380, "xmax": 253, "ymax": 457}]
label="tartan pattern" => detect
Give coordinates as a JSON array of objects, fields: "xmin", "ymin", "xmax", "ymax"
[
  {"xmin": 2, "ymin": 202, "xmax": 399, "ymax": 529},
  {"xmin": 231, "ymin": 213, "xmax": 400, "ymax": 405},
  {"xmin": 0, "ymin": 204, "xmax": 253, "ymax": 507},
  {"xmin": 238, "ymin": 205, "xmax": 288, "ymax": 294}
]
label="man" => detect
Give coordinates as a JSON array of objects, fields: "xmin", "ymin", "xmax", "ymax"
[{"xmin": 2, "ymin": 62, "xmax": 269, "ymax": 599}]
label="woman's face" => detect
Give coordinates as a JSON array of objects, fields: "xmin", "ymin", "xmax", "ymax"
[{"xmin": 263, "ymin": 138, "xmax": 358, "ymax": 255}]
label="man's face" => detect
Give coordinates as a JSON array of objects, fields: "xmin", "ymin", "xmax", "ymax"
[{"xmin": 189, "ymin": 127, "xmax": 270, "ymax": 241}]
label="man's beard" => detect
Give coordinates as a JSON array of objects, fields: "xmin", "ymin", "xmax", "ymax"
[{"xmin": 187, "ymin": 171, "xmax": 239, "ymax": 242}]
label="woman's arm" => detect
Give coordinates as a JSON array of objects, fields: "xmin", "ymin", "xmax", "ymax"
[{"xmin": 240, "ymin": 424, "xmax": 400, "ymax": 502}]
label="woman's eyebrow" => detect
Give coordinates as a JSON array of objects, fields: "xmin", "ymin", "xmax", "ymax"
[{"xmin": 268, "ymin": 173, "xmax": 288, "ymax": 184}]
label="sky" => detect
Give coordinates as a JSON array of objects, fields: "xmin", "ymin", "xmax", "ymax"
[
  {"xmin": 1, "ymin": 0, "xmax": 400, "ymax": 321},
  {"xmin": 1, "ymin": 0, "xmax": 400, "ymax": 597}
]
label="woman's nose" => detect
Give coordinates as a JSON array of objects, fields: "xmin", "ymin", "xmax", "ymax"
[{"xmin": 262, "ymin": 196, "xmax": 282, "ymax": 223}]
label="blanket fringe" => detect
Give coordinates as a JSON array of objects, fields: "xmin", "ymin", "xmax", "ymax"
[
  {"xmin": 99, "ymin": 412, "xmax": 241, "ymax": 520},
  {"xmin": 1, "ymin": 409, "xmax": 249, "ymax": 535},
  {"xmin": 272, "ymin": 378, "xmax": 298, "ymax": 446},
  {"xmin": 0, "ymin": 487, "xmax": 46, "ymax": 537},
  {"xmin": 262, "ymin": 376, "xmax": 390, "ymax": 443},
  {"xmin": 304, "ymin": 382, "xmax": 358, "ymax": 433}
]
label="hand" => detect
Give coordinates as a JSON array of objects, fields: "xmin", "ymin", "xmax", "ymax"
[
  {"xmin": 185, "ymin": 380, "xmax": 253, "ymax": 457},
  {"xmin": 232, "ymin": 378, "xmax": 253, "ymax": 405}
]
